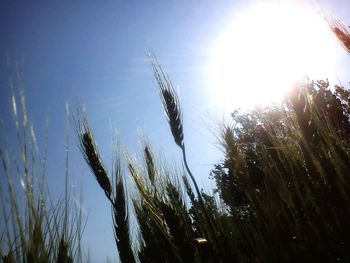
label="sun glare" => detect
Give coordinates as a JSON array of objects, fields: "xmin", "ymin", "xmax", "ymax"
[{"xmin": 208, "ymin": 3, "xmax": 341, "ymax": 111}]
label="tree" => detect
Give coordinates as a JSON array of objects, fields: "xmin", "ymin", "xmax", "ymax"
[{"xmin": 211, "ymin": 80, "xmax": 350, "ymax": 261}]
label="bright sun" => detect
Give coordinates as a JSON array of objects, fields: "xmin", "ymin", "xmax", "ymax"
[{"xmin": 208, "ymin": 2, "xmax": 340, "ymax": 111}]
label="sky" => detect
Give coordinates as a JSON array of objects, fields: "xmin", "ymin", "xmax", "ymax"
[{"xmin": 0, "ymin": 0, "xmax": 349, "ymax": 262}]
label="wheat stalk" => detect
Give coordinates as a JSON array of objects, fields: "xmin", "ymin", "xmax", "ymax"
[
  {"xmin": 77, "ymin": 115, "xmax": 112, "ymax": 200},
  {"xmin": 150, "ymin": 57, "xmax": 223, "ymax": 253},
  {"xmin": 77, "ymin": 113, "xmax": 136, "ymax": 263},
  {"xmin": 151, "ymin": 59, "xmax": 184, "ymax": 147},
  {"xmin": 113, "ymin": 160, "xmax": 135, "ymax": 263},
  {"xmin": 323, "ymin": 13, "xmax": 350, "ymax": 54},
  {"xmin": 144, "ymin": 146, "xmax": 156, "ymax": 185}
]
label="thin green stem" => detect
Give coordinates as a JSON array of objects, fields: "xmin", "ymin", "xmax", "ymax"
[{"xmin": 180, "ymin": 144, "xmax": 223, "ymax": 256}]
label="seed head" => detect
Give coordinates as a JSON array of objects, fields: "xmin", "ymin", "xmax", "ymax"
[
  {"xmin": 324, "ymin": 15, "xmax": 350, "ymax": 54},
  {"xmin": 78, "ymin": 121, "xmax": 112, "ymax": 198},
  {"xmin": 152, "ymin": 61, "xmax": 184, "ymax": 148}
]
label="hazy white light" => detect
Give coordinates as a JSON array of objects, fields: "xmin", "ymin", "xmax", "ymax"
[
  {"xmin": 208, "ymin": 3, "xmax": 340, "ymax": 111},
  {"xmin": 20, "ymin": 178, "xmax": 26, "ymax": 191}
]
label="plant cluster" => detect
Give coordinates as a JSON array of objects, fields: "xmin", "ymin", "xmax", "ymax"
[
  {"xmin": 0, "ymin": 73, "xmax": 83, "ymax": 263},
  {"xmin": 1, "ymin": 13, "xmax": 350, "ymax": 262},
  {"xmin": 78, "ymin": 68, "xmax": 350, "ymax": 262}
]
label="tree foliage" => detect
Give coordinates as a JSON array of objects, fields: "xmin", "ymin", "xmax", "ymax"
[{"xmin": 211, "ymin": 80, "xmax": 350, "ymax": 261}]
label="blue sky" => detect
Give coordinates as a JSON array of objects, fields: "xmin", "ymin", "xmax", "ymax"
[{"xmin": 1, "ymin": 0, "xmax": 349, "ymax": 262}]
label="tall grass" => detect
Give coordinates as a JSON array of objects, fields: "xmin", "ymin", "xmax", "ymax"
[{"xmin": 0, "ymin": 69, "xmax": 83, "ymax": 262}]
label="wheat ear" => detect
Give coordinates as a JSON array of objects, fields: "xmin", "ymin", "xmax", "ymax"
[
  {"xmin": 77, "ymin": 117, "xmax": 112, "ymax": 199},
  {"xmin": 151, "ymin": 60, "xmax": 184, "ymax": 147},
  {"xmin": 323, "ymin": 14, "xmax": 350, "ymax": 54},
  {"xmin": 112, "ymin": 160, "xmax": 136, "ymax": 263}
]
